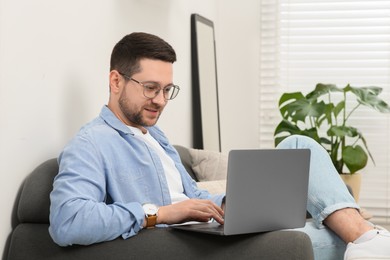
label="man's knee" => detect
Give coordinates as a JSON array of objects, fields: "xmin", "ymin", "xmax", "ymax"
[{"xmin": 276, "ymin": 135, "xmax": 318, "ymax": 149}]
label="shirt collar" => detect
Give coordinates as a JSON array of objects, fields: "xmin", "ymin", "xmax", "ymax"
[
  {"xmin": 99, "ymin": 105, "xmax": 134, "ymax": 135},
  {"xmin": 98, "ymin": 105, "xmax": 166, "ymax": 146}
]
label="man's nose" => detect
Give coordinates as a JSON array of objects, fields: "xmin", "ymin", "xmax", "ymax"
[{"xmin": 151, "ymin": 90, "xmax": 167, "ymax": 104}]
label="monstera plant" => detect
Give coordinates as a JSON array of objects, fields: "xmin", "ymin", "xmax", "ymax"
[{"xmin": 274, "ymin": 83, "xmax": 390, "ymax": 175}]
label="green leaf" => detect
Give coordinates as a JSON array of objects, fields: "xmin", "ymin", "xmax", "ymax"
[
  {"xmin": 279, "ymin": 92, "xmax": 305, "ymax": 107},
  {"xmin": 306, "ymin": 83, "xmax": 343, "ymax": 100},
  {"xmin": 345, "ymin": 85, "xmax": 382, "ymax": 96},
  {"xmin": 279, "ymin": 92, "xmax": 328, "ymax": 123},
  {"xmin": 333, "ymin": 101, "xmax": 345, "ymax": 118},
  {"xmin": 327, "ymin": 126, "xmax": 358, "ymax": 138},
  {"xmin": 348, "ymin": 86, "xmax": 390, "ymax": 113},
  {"xmin": 273, "ymin": 120, "xmax": 320, "ymax": 146},
  {"xmin": 316, "ymin": 103, "xmax": 333, "ymax": 126},
  {"xmin": 342, "ymin": 145, "xmax": 368, "ymax": 174},
  {"xmin": 359, "ymin": 135, "xmax": 375, "ymax": 166},
  {"xmin": 302, "ymin": 128, "xmax": 321, "ymax": 143},
  {"xmin": 274, "ymin": 136, "xmax": 287, "ymax": 147},
  {"xmin": 274, "ymin": 119, "xmax": 301, "ymax": 136},
  {"xmin": 319, "ymin": 137, "xmax": 332, "ymax": 145},
  {"xmin": 278, "ymin": 93, "xmax": 306, "ymax": 122}
]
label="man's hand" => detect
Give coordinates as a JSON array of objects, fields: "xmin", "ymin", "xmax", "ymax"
[{"xmin": 157, "ymin": 199, "xmax": 224, "ymax": 225}]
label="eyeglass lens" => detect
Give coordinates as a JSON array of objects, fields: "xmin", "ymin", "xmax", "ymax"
[
  {"xmin": 119, "ymin": 72, "xmax": 180, "ymax": 100},
  {"xmin": 143, "ymin": 83, "xmax": 180, "ymax": 100}
]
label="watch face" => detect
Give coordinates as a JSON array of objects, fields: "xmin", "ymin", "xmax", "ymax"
[{"xmin": 143, "ymin": 203, "xmax": 158, "ymax": 215}]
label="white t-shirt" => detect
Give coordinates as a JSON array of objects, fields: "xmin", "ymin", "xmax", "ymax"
[{"xmin": 129, "ymin": 126, "xmax": 189, "ymax": 204}]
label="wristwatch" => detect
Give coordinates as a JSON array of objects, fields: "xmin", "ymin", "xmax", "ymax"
[{"xmin": 142, "ymin": 203, "xmax": 159, "ymax": 228}]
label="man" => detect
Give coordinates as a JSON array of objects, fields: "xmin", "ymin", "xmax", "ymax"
[{"xmin": 49, "ymin": 32, "xmax": 390, "ymax": 259}]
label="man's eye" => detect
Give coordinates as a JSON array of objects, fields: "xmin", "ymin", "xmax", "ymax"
[
  {"xmin": 163, "ymin": 86, "xmax": 173, "ymax": 93},
  {"xmin": 144, "ymin": 85, "xmax": 159, "ymax": 91}
]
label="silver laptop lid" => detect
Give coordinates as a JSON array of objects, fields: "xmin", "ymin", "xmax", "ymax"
[{"xmin": 223, "ymin": 149, "xmax": 310, "ymax": 235}]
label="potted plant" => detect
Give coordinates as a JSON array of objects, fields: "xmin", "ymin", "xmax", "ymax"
[{"xmin": 274, "ymin": 83, "xmax": 390, "ymax": 200}]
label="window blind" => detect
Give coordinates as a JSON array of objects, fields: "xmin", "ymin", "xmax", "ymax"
[{"xmin": 259, "ymin": 0, "xmax": 390, "ymax": 224}]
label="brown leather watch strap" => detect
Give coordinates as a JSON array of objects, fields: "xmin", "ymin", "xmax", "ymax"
[{"xmin": 146, "ymin": 214, "xmax": 157, "ymax": 228}]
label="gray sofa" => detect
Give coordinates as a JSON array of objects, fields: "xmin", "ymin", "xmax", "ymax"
[{"xmin": 4, "ymin": 145, "xmax": 314, "ymax": 260}]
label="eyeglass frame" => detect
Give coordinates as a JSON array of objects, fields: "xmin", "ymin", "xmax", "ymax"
[{"xmin": 118, "ymin": 72, "xmax": 180, "ymax": 100}]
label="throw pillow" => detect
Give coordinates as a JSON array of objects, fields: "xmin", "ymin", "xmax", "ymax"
[{"xmin": 188, "ymin": 148, "xmax": 228, "ymax": 181}]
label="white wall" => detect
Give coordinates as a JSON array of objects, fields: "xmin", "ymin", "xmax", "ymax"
[
  {"xmin": 216, "ymin": 0, "xmax": 260, "ymax": 151},
  {"xmin": 0, "ymin": 0, "xmax": 259, "ymax": 255}
]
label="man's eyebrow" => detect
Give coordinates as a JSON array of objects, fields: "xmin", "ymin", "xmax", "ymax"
[{"xmin": 142, "ymin": 80, "xmax": 174, "ymax": 87}]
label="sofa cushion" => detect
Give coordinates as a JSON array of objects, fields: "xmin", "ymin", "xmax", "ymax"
[
  {"xmin": 196, "ymin": 180, "xmax": 226, "ymax": 195},
  {"xmin": 173, "ymin": 145, "xmax": 198, "ymax": 181},
  {"xmin": 188, "ymin": 148, "xmax": 228, "ymax": 182},
  {"xmin": 7, "ymin": 223, "xmax": 314, "ymax": 260}
]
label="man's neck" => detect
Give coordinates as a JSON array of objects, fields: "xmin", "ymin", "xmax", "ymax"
[{"xmin": 107, "ymin": 103, "xmax": 148, "ymax": 134}]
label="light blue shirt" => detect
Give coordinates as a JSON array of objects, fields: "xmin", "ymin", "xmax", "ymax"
[{"xmin": 49, "ymin": 106, "xmax": 224, "ymax": 246}]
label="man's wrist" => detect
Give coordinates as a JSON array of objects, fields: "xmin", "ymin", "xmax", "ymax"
[{"xmin": 142, "ymin": 203, "xmax": 159, "ymax": 228}]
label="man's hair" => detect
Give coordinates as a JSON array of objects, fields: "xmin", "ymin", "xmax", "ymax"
[{"xmin": 110, "ymin": 32, "xmax": 177, "ymax": 77}]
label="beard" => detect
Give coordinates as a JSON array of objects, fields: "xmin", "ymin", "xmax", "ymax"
[{"xmin": 118, "ymin": 91, "xmax": 162, "ymax": 127}]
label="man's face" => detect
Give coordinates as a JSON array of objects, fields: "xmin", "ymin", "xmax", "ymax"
[{"xmin": 116, "ymin": 59, "xmax": 173, "ymax": 128}]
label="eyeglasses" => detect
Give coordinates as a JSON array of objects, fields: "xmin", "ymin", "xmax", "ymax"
[{"xmin": 119, "ymin": 72, "xmax": 180, "ymax": 100}]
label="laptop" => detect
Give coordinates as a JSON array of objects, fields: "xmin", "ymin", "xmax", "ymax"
[{"xmin": 172, "ymin": 148, "xmax": 310, "ymax": 236}]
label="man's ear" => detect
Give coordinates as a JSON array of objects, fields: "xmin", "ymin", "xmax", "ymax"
[{"xmin": 109, "ymin": 70, "xmax": 121, "ymax": 94}]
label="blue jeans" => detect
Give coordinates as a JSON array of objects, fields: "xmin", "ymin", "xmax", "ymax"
[{"xmin": 277, "ymin": 135, "xmax": 359, "ymax": 260}]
